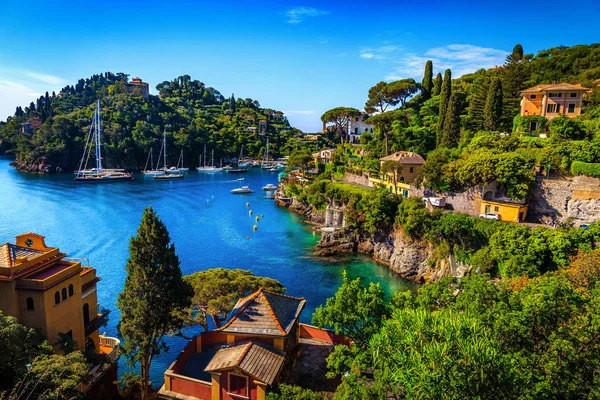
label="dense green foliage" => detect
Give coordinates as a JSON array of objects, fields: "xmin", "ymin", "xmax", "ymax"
[
  {"xmin": 117, "ymin": 207, "xmax": 193, "ymax": 399},
  {"xmin": 184, "ymin": 268, "xmax": 284, "ymax": 331},
  {"xmin": 318, "ymin": 250, "xmax": 600, "ymax": 399},
  {"xmin": 267, "ymin": 384, "xmax": 323, "ymax": 400},
  {"xmin": 571, "ymin": 160, "xmax": 600, "ymax": 178},
  {"xmin": 0, "ymin": 73, "xmax": 304, "ymax": 171}
]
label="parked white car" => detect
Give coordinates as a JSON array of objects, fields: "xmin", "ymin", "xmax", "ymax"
[{"xmin": 479, "ymin": 212, "xmax": 500, "ymax": 220}]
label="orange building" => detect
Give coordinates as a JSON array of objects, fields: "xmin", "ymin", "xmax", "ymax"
[
  {"xmin": 0, "ymin": 233, "xmax": 119, "ymax": 393},
  {"xmin": 159, "ymin": 289, "xmax": 349, "ymax": 400},
  {"xmin": 520, "ymin": 83, "xmax": 589, "ymax": 123}
]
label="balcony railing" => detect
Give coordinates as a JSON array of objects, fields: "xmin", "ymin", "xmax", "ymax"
[{"xmin": 76, "ymin": 334, "xmax": 120, "ymax": 394}]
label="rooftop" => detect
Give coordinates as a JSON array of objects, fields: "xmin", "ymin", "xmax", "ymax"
[
  {"xmin": 379, "ymin": 151, "xmax": 425, "ymax": 164},
  {"xmin": 219, "ymin": 289, "xmax": 305, "ymax": 337},
  {"xmin": 520, "ymin": 83, "xmax": 590, "ymax": 94},
  {"xmin": 204, "ymin": 340, "xmax": 286, "ymax": 385},
  {"xmin": 0, "ymin": 244, "xmax": 44, "ymax": 269},
  {"xmin": 26, "ymin": 263, "xmax": 72, "ymax": 280}
]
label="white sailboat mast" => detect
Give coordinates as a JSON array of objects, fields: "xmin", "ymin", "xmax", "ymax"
[
  {"xmin": 96, "ymin": 100, "xmax": 103, "ymax": 172},
  {"xmin": 163, "ymin": 131, "xmax": 167, "ymax": 170}
]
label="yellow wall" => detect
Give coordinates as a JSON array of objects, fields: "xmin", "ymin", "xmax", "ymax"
[
  {"xmin": 369, "ymin": 177, "xmax": 411, "ymax": 198},
  {"xmin": 42, "ymin": 272, "xmax": 86, "ymax": 347},
  {"xmin": 480, "ymin": 200, "xmax": 528, "ymax": 223}
]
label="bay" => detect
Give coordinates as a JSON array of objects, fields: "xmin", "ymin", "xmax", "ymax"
[{"xmin": 0, "ymin": 157, "xmax": 414, "ymax": 384}]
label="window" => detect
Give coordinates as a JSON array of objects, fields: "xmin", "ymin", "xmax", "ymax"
[
  {"xmin": 62, "ymin": 288, "xmax": 67, "ymax": 301},
  {"xmin": 549, "ymin": 93, "xmax": 562, "ymax": 98},
  {"xmin": 54, "ymin": 292, "xmax": 60, "ymax": 305},
  {"xmin": 530, "ymin": 94, "xmax": 537, "ymax": 99},
  {"xmin": 409, "ymin": 167, "xmax": 414, "ymax": 173},
  {"xmin": 355, "ymin": 117, "xmax": 359, "ymax": 122},
  {"xmin": 568, "ymin": 103, "xmax": 576, "ymax": 113},
  {"xmin": 570, "ymin": 92, "xmax": 577, "ymax": 98},
  {"xmin": 228, "ymin": 374, "xmax": 248, "ymax": 396},
  {"xmin": 354, "ymin": 127, "xmax": 358, "ymax": 134},
  {"xmin": 26, "ymin": 297, "xmax": 34, "ymax": 311},
  {"xmin": 83, "ymin": 303, "xmax": 90, "ymax": 325},
  {"xmin": 68, "ymin": 284, "xmax": 74, "ymax": 297},
  {"xmin": 547, "ymin": 104, "xmax": 558, "ymax": 113},
  {"xmin": 494, "ymin": 206, "xmax": 499, "ymax": 212},
  {"xmin": 529, "ymin": 121, "xmax": 538, "ymax": 131}
]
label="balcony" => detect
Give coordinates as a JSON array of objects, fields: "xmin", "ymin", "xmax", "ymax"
[
  {"xmin": 77, "ymin": 334, "xmax": 120, "ymax": 394},
  {"xmin": 85, "ymin": 308, "xmax": 110, "ymax": 336}
]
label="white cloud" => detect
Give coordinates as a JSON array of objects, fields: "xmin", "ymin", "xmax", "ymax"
[
  {"xmin": 282, "ymin": 110, "xmax": 315, "ymax": 116},
  {"xmin": 359, "ymin": 45, "xmax": 402, "ymax": 60},
  {"xmin": 25, "ymin": 71, "xmax": 67, "ymax": 85},
  {"xmin": 285, "ymin": 7, "xmax": 329, "ymax": 24},
  {"xmin": 384, "ymin": 44, "xmax": 508, "ymax": 81}
]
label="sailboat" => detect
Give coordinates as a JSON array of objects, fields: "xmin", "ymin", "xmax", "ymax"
[
  {"xmin": 261, "ymin": 138, "xmax": 274, "ymax": 169},
  {"xmin": 170, "ymin": 150, "xmax": 189, "ymax": 173},
  {"xmin": 75, "ymin": 101, "xmax": 132, "ymax": 182},
  {"xmin": 142, "ymin": 148, "xmax": 162, "ymax": 176},
  {"xmin": 229, "ymin": 146, "xmax": 248, "ymax": 173},
  {"xmin": 198, "ymin": 147, "xmax": 222, "ymax": 173},
  {"xmin": 154, "ymin": 131, "xmax": 183, "ymax": 180},
  {"xmin": 238, "ymin": 147, "xmax": 249, "ymax": 169}
]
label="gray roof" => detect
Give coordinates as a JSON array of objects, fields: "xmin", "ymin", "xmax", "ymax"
[
  {"xmin": 219, "ymin": 289, "xmax": 305, "ymax": 337},
  {"xmin": 204, "ymin": 340, "xmax": 286, "ymax": 385}
]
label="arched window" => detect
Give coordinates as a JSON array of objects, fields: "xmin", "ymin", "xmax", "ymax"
[
  {"xmin": 62, "ymin": 288, "xmax": 67, "ymax": 301},
  {"xmin": 54, "ymin": 292, "xmax": 60, "ymax": 305},
  {"xmin": 68, "ymin": 284, "xmax": 74, "ymax": 297},
  {"xmin": 83, "ymin": 303, "xmax": 90, "ymax": 326},
  {"xmin": 26, "ymin": 297, "xmax": 34, "ymax": 311}
]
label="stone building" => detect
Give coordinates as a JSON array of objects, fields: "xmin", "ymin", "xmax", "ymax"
[{"xmin": 126, "ymin": 77, "xmax": 150, "ymax": 100}]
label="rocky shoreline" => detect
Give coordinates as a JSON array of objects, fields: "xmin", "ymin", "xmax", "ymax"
[
  {"xmin": 10, "ymin": 161, "xmax": 63, "ymax": 174},
  {"xmin": 274, "ymin": 191, "xmax": 469, "ymax": 282}
]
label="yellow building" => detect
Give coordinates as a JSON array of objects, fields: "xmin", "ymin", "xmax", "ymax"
[
  {"xmin": 479, "ymin": 200, "xmax": 528, "ymax": 223},
  {"xmin": 0, "ymin": 233, "xmax": 119, "ymax": 391},
  {"xmin": 520, "ymin": 83, "xmax": 589, "ymax": 123},
  {"xmin": 313, "ymin": 149, "xmax": 334, "ymax": 164},
  {"xmin": 368, "ymin": 151, "xmax": 424, "ymax": 197}
]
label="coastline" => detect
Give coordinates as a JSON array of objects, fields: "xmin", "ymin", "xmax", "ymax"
[{"xmin": 274, "ymin": 189, "xmax": 470, "ymax": 283}]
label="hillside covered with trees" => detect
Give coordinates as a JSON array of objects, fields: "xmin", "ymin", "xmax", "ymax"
[{"xmin": 0, "ymin": 73, "xmax": 308, "ymax": 172}]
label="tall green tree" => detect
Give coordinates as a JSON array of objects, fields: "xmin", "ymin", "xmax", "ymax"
[
  {"xmin": 390, "ymin": 78, "xmax": 420, "ymax": 108},
  {"xmin": 321, "ymin": 107, "xmax": 361, "ymax": 145},
  {"xmin": 502, "ymin": 44, "xmax": 527, "ymax": 125},
  {"xmin": 364, "ymin": 81, "xmax": 399, "ymax": 113},
  {"xmin": 118, "ymin": 207, "xmax": 193, "ymax": 400},
  {"xmin": 440, "ymin": 92, "xmax": 460, "ymax": 148},
  {"xmin": 437, "ymin": 69, "xmax": 452, "ymax": 145},
  {"xmin": 367, "ymin": 110, "xmax": 406, "ymax": 156},
  {"xmin": 432, "ymin": 72, "xmax": 442, "ymax": 96},
  {"xmin": 421, "ymin": 60, "xmax": 434, "ymax": 100},
  {"xmin": 484, "ymin": 77, "xmax": 503, "ymax": 131}
]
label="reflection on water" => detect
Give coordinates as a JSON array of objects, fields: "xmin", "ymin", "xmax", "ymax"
[{"xmin": 0, "ymin": 159, "xmax": 415, "ymax": 383}]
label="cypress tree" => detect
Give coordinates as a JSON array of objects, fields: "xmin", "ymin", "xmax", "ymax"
[
  {"xmin": 437, "ymin": 69, "xmax": 452, "ymax": 145},
  {"xmin": 441, "ymin": 93, "xmax": 461, "ymax": 148},
  {"xmin": 117, "ymin": 208, "xmax": 193, "ymax": 400},
  {"xmin": 432, "ymin": 73, "xmax": 442, "ymax": 96},
  {"xmin": 466, "ymin": 76, "xmax": 489, "ymax": 131},
  {"xmin": 484, "ymin": 77, "xmax": 503, "ymax": 131},
  {"xmin": 421, "ymin": 60, "xmax": 434, "ymax": 100}
]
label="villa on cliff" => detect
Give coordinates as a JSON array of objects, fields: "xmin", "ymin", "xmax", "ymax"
[
  {"xmin": 520, "ymin": 83, "xmax": 589, "ymax": 123},
  {"xmin": 368, "ymin": 151, "xmax": 425, "ymax": 197},
  {"xmin": 159, "ymin": 289, "xmax": 348, "ymax": 400},
  {"xmin": 0, "ymin": 233, "xmax": 120, "ymax": 395}
]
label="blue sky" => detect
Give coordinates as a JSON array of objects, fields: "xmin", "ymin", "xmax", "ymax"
[{"xmin": 1, "ymin": 0, "xmax": 599, "ymax": 132}]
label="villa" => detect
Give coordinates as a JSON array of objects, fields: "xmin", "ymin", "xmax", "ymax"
[
  {"xmin": 368, "ymin": 151, "xmax": 425, "ymax": 197},
  {"xmin": 348, "ymin": 112, "xmax": 373, "ymax": 144},
  {"xmin": 519, "ymin": 83, "xmax": 589, "ymax": 123},
  {"xmin": 159, "ymin": 289, "xmax": 347, "ymax": 400},
  {"xmin": 0, "ymin": 233, "xmax": 120, "ymax": 394}
]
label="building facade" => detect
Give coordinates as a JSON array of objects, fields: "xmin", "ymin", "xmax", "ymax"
[
  {"xmin": 126, "ymin": 77, "xmax": 150, "ymax": 100},
  {"xmin": 0, "ymin": 233, "xmax": 119, "ymax": 392},
  {"xmin": 368, "ymin": 151, "xmax": 425, "ymax": 197},
  {"xmin": 520, "ymin": 83, "xmax": 589, "ymax": 123},
  {"xmin": 348, "ymin": 112, "xmax": 373, "ymax": 144}
]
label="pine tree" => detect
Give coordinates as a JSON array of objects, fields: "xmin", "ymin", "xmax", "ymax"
[
  {"xmin": 432, "ymin": 73, "xmax": 442, "ymax": 96},
  {"xmin": 117, "ymin": 208, "xmax": 193, "ymax": 400},
  {"xmin": 421, "ymin": 60, "xmax": 434, "ymax": 100},
  {"xmin": 484, "ymin": 78, "xmax": 503, "ymax": 131},
  {"xmin": 502, "ymin": 44, "xmax": 527, "ymax": 128},
  {"xmin": 466, "ymin": 76, "xmax": 490, "ymax": 131},
  {"xmin": 437, "ymin": 69, "xmax": 452, "ymax": 145},
  {"xmin": 441, "ymin": 93, "xmax": 460, "ymax": 148},
  {"xmin": 230, "ymin": 93, "xmax": 236, "ymax": 112}
]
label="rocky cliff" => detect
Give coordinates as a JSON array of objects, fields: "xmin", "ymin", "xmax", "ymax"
[{"xmin": 10, "ymin": 161, "xmax": 62, "ymax": 174}]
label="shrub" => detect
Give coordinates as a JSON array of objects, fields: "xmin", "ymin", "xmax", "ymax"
[{"xmin": 571, "ymin": 161, "xmax": 600, "ymax": 178}]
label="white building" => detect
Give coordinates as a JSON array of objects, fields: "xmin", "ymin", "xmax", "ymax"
[{"xmin": 348, "ymin": 112, "xmax": 373, "ymax": 144}]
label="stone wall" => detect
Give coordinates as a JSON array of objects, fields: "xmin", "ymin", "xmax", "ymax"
[
  {"xmin": 342, "ymin": 171, "xmax": 370, "ymax": 187},
  {"xmin": 528, "ymin": 176, "xmax": 600, "ymax": 224},
  {"xmin": 410, "ymin": 185, "xmax": 481, "ymax": 217}
]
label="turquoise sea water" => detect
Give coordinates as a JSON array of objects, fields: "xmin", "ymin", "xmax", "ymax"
[{"xmin": 0, "ymin": 157, "xmax": 414, "ymax": 384}]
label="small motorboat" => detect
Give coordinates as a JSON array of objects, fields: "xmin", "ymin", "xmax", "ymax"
[
  {"xmin": 231, "ymin": 186, "xmax": 253, "ymax": 194},
  {"xmin": 268, "ymin": 167, "xmax": 278, "ymax": 172},
  {"xmin": 235, "ymin": 178, "xmax": 245, "ymax": 181},
  {"xmin": 262, "ymin": 184, "xmax": 277, "ymax": 191}
]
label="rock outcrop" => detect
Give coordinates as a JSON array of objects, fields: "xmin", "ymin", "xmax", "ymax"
[{"xmin": 10, "ymin": 161, "xmax": 62, "ymax": 174}]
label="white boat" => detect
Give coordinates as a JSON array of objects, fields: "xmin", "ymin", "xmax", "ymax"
[
  {"xmin": 250, "ymin": 161, "xmax": 260, "ymax": 168},
  {"xmin": 153, "ymin": 131, "xmax": 183, "ymax": 180},
  {"xmin": 175, "ymin": 150, "xmax": 189, "ymax": 172},
  {"xmin": 235, "ymin": 178, "xmax": 245, "ymax": 181},
  {"xmin": 198, "ymin": 147, "xmax": 222, "ymax": 172},
  {"xmin": 75, "ymin": 101, "xmax": 133, "ymax": 182},
  {"xmin": 268, "ymin": 167, "xmax": 278, "ymax": 172},
  {"xmin": 223, "ymin": 165, "xmax": 233, "ymax": 171},
  {"xmin": 262, "ymin": 184, "xmax": 277, "ymax": 191},
  {"xmin": 231, "ymin": 186, "xmax": 253, "ymax": 194},
  {"xmin": 275, "ymin": 163, "xmax": 285, "ymax": 169},
  {"xmin": 261, "ymin": 138, "xmax": 274, "ymax": 169},
  {"xmin": 238, "ymin": 147, "xmax": 250, "ymax": 169}
]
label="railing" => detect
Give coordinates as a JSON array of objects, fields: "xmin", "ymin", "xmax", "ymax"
[
  {"xmin": 99, "ymin": 334, "xmax": 120, "ymax": 363},
  {"xmin": 76, "ymin": 335, "xmax": 120, "ymax": 393}
]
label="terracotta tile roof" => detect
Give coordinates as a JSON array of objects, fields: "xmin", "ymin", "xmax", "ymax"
[
  {"xmin": 219, "ymin": 289, "xmax": 306, "ymax": 337},
  {"xmin": 204, "ymin": 340, "xmax": 286, "ymax": 385},
  {"xmin": 0, "ymin": 243, "xmax": 44, "ymax": 269},
  {"xmin": 379, "ymin": 151, "xmax": 425, "ymax": 165},
  {"xmin": 520, "ymin": 83, "xmax": 590, "ymax": 94}
]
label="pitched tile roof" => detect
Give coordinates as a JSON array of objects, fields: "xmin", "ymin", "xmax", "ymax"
[
  {"xmin": 520, "ymin": 83, "xmax": 590, "ymax": 93},
  {"xmin": 0, "ymin": 243, "xmax": 44, "ymax": 269},
  {"xmin": 204, "ymin": 340, "xmax": 286, "ymax": 385},
  {"xmin": 219, "ymin": 289, "xmax": 306, "ymax": 337},
  {"xmin": 379, "ymin": 151, "xmax": 425, "ymax": 165}
]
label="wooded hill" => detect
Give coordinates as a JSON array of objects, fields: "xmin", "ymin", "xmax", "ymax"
[{"xmin": 0, "ymin": 73, "xmax": 304, "ymax": 171}]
